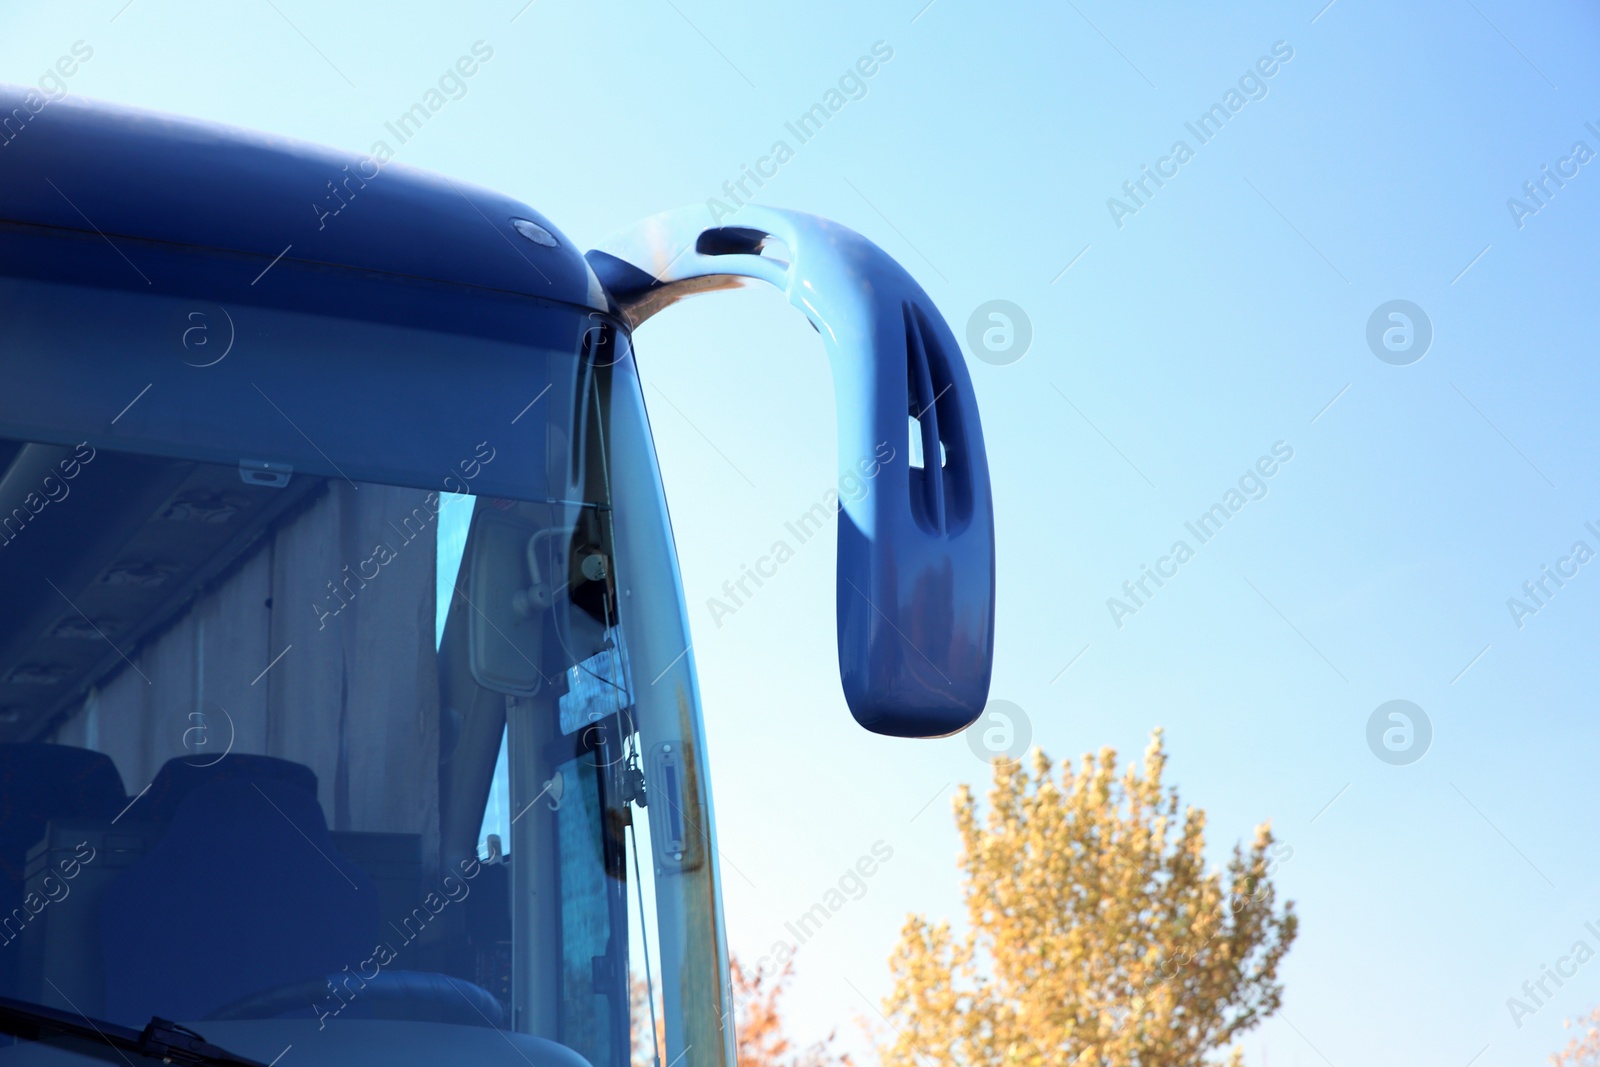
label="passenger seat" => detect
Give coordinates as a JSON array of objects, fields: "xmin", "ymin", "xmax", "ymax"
[
  {"xmin": 0, "ymin": 744, "xmax": 124, "ymax": 998},
  {"xmin": 100, "ymin": 760, "xmax": 380, "ymax": 1025}
]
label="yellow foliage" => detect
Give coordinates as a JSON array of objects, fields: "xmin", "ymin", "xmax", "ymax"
[{"xmin": 880, "ymin": 730, "xmax": 1297, "ymax": 1067}]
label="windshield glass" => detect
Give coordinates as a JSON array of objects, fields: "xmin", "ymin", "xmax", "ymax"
[{"xmin": 0, "ymin": 296, "xmax": 719, "ymax": 1067}]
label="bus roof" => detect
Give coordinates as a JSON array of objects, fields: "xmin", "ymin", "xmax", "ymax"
[{"xmin": 0, "ymin": 85, "xmax": 604, "ymax": 311}]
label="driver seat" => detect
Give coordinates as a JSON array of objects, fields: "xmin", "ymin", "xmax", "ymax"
[{"xmin": 99, "ymin": 771, "xmax": 380, "ymax": 1025}]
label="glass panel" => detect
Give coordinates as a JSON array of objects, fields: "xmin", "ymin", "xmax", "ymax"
[
  {"xmin": 0, "ymin": 320, "xmax": 724, "ymax": 1067},
  {"xmin": 0, "ymin": 274, "xmax": 587, "ymax": 500}
]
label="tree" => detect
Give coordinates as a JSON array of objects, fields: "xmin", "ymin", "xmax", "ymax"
[
  {"xmin": 727, "ymin": 956, "xmax": 854, "ymax": 1067},
  {"xmin": 631, "ymin": 956, "xmax": 852, "ymax": 1067},
  {"xmin": 879, "ymin": 729, "xmax": 1297, "ymax": 1067},
  {"xmin": 1553, "ymin": 1005, "xmax": 1600, "ymax": 1067}
]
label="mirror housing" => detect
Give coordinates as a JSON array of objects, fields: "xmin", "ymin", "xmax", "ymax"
[
  {"xmin": 588, "ymin": 207, "xmax": 995, "ymax": 738},
  {"xmin": 465, "ymin": 508, "xmax": 547, "ymax": 697}
]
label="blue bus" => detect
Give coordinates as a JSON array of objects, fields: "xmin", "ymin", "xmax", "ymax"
[{"xmin": 0, "ymin": 88, "xmax": 993, "ymax": 1067}]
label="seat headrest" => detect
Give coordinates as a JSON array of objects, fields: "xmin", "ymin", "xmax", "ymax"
[{"xmin": 124, "ymin": 753, "xmax": 318, "ymax": 824}]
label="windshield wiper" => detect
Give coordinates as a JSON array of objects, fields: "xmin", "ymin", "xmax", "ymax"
[{"xmin": 0, "ymin": 995, "xmax": 268, "ymax": 1067}]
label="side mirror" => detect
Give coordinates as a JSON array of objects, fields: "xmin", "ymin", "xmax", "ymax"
[
  {"xmin": 465, "ymin": 508, "xmax": 548, "ymax": 696},
  {"xmin": 587, "ymin": 207, "xmax": 995, "ymax": 738}
]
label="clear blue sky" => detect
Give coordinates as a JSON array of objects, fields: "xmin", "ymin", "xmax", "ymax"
[{"xmin": 7, "ymin": 1, "xmax": 1600, "ymax": 1063}]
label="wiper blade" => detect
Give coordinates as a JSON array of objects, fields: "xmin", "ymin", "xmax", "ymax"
[
  {"xmin": 130, "ymin": 1017, "xmax": 270, "ymax": 1067},
  {"xmin": 0, "ymin": 995, "xmax": 269, "ymax": 1067}
]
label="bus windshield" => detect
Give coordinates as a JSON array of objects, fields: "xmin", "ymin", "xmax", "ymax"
[{"xmin": 0, "ymin": 301, "xmax": 708, "ymax": 1067}]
